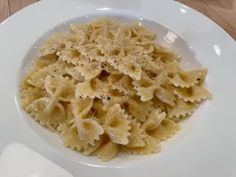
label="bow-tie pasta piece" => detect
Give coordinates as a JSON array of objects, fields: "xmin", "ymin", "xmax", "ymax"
[
  {"xmin": 170, "ymin": 69, "xmax": 207, "ymax": 88},
  {"xmin": 142, "ymin": 109, "xmax": 166, "ymax": 131},
  {"xmin": 63, "ymin": 103, "xmax": 74, "ymax": 122},
  {"xmin": 65, "ymin": 67, "xmax": 85, "ymax": 82},
  {"xmin": 25, "ymin": 97, "xmax": 47, "ymax": 118},
  {"xmin": 131, "ymin": 24, "xmax": 156, "ymax": 40},
  {"xmin": 148, "ymin": 118, "xmax": 180, "ymax": 142},
  {"xmin": 75, "ymin": 80, "xmax": 94, "ymax": 98},
  {"xmin": 138, "ymin": 43, "xmax": 154, "ymax": 54},
  {"xmin": 123, "ymin": 134, "xmax": 160, "ymax": 155},
  {"xmin": 153, "ymin": 46, "xmax": 178, "ymax": 64},
  {"xmin": 76, "ymin": 43, "xmax": 105, "ymax": 62},
  {"xmin": 71, "ymin": 97, "xmax": 93, "ymax": 118},
  {"xmin": 40, "ymin": 32, "xmax": 87, "ymax": 57},
  {"xmin": 104, "ymin": 104, "xmax": 131, "ymax": 145},
  {"xmin": 75, "ymin": 78, "xmax": 108, "ymax": 99},
  {"xmin": 57, "ymin": 123, "xmax": 102, "ymax": 155},
  {"xmin": 134, "ymin": 85, "xmax": 156, "ymax": 102},
  {"xmin": 44, "ymin": 75, "xmax": 75, "ymax": 102},
  {"xmin": 135, "ymin": 72, "xmax": 170, "ymax": 102},
  {"xmin": 143, "ymin": 56, "xmax": 164, "ymax": 73},
  {"xmin": 173, "ymin": 85, "xmax": 211, "ymax": 103},
  {"xmin": 108, "ymin": 74, "xmax": 135, "ymax": 96},
  {"xmin": 39, "ymin": 33, "xmax": 68, "ymax": 57},
  {"xmin": 96, "ymin": 141, "xmax": 119, "ymax": 162},
  {"xmin": 26, "ymin": 97, "xmax": 65, "ymax": 130},
  {"xmin": 27, "ymin": 62, "xmax": 65, "ymax": 88},
  {"xmin": 101, "ymin": 62, "xmax": 121, "ymax": 75},
  {"xmin": 34, "ymin": 54, "xmax": 58, "ymax": 69},
  {"xmin": 90, "ymin": 99, "xmax": 107, "ymax": 124},
  {"xmin": 107, "ymin": 56, "xmax": 142, "ymax": 80},
  {"xmin": 127, "ymin": 98, "xmax": 153, "ymax": 122},
  {"xmin": 70, "ymin": 23, "xmax": 93, "ymax": 39},
  {"xmin": 119, "ymin": 75, "xmax": 134, "ymax": 90},
  {"xmin": 103, "ymin": 95, "xmax": 129, "ymax": 111},
  {"xmin": 83, "ymin": 138, "xmax": 103, "ymax": 156},
  {"xmin": 164, "ymin": 60, "xmax": 180, "ymax": 77},
  {"xmin": 20, "ymin": 86, "xmax": 45, "ymax": 108},
  {"xmin": 151, "ymin": 97, "xmax": 167, "ymax": 112},
  {"xmin": 114, "ymin": 25, "xmax": 132, "ymax": 45},
  {"xmin": 126, "ymin": 121, "xmax": 146, "ymax": 148},
  {"xmin": 167, "ymin": 98, "xmax": 199, "ymax": 118},
  {"xmin": 132, "ymin": 72, "xmax": 156, "ymax": 101},
  {"xmin": 75, "ymin": 60, "xmax": 102, "ymax": 80},
  {"xmin": 56, "ymin": 42, "xmax": 81, "ymax": 65},
  {"xmin": 75, "ymin": 118, "xmax": 104, "ymax": 146},
  {"xmin": 91, "ymin": 18, "xmax": 118, "ymax": 31},
  {"xmin": 96, "ymin": 37, "xmax": 118, "ymax": 57},
  {"xmin": 58, "ymin": 123, "xmax": 84, "ymax": 151},
  {"xmin": 155, "ymin": 86, "xmax": 176, "ymax": 107}
]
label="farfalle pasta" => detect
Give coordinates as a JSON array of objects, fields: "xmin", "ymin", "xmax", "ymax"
[{"xmin": 20, "ymin": 18, "xmax": 211, "ymax": 161}]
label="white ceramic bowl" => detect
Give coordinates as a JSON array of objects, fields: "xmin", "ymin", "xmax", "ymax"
[{"xmin": 0, "ymin": 0, "xmax": 236, "ymax": 176}]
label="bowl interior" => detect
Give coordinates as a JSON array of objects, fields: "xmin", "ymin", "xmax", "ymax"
[{"xmin": 16, "ymin": 13, "xmax": 203, "ymax": 167}]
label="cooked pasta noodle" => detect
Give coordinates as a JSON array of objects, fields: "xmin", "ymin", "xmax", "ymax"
[{"xmin": 20, "ymin": 18, "xmax": 211, "ymax": 161}]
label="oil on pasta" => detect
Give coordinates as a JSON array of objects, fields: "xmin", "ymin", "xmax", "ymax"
[{"xmin": 20, "ymin": 18, "xmax": 211, "ymax": 161}]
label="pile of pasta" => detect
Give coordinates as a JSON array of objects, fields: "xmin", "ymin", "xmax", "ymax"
[{"xmin": 20, "ymin": 18, "xmax": 211, "ymax": 161}]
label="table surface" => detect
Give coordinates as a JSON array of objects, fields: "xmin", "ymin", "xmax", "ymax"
[{"xmin": 0, "ymin": 0, "xmax": 236, "ymax": 40}]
